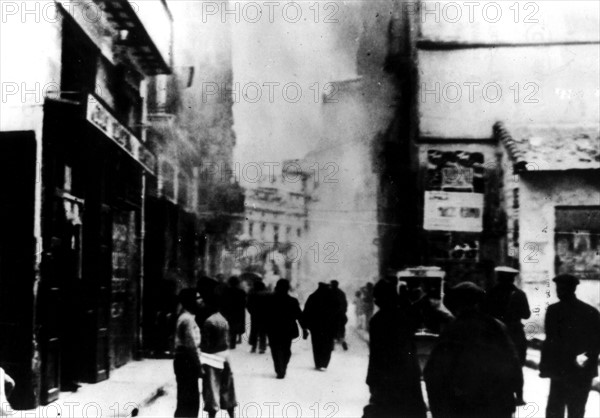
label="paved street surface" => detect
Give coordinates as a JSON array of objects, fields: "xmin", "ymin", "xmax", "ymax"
[{"xmin": 141, "ymin": 331, "xmax": 600, "ymax": 418}]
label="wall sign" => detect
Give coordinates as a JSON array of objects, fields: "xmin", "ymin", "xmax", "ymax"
[
  {"xmin": 86, "ymin": 94, "xmax": 156, "ymax": 175},
  {"xmin": 426, "ymin": 150, "xmax": 484, "ymax": 192},
  {"xmin": 424, "ymin": 191, "xmax": 484, "ymax": 232}
]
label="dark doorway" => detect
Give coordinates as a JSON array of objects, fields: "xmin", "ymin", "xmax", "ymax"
[{"xmin": 0, "ymin": 131, "xmax": 38, "ymax": 408}]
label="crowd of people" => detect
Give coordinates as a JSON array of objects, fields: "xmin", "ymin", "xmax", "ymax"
[
  {"xmin": 363, "ymin": 267, "xmax": 600, "ymax": 418},
  {"xmin": 2, "ymin": 268, "xmax": 597, "ymax": 418},
  {"xmin": 171, "ymin": 275, "xmax": 350, "ymax": 417}
]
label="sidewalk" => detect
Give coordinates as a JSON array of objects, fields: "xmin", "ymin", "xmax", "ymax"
[{"xmin": 7, "ymin": 359, "xmax": 172, "ymax": 417}]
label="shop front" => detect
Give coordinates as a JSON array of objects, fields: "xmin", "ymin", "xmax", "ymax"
[
  {"xmin": 497, "ymin": 122, "xmax": 600, "ymax": 334},
  {"xmin": 38, "ymin": 95, "xmax": 155, "ymax": 403}
]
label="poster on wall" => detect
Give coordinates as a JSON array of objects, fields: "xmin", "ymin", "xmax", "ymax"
[
  {"xmin": 424, "ymin": 191, "xmax": 484, "ymax": 232},
  {"xmin": 426, "ymin": 150, "xmax": 484, "ymax": 192}
]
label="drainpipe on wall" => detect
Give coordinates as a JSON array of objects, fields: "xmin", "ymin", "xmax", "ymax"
[{"xmin": 137, "ymin": 79, "xmax": 148, "ymax": 359}]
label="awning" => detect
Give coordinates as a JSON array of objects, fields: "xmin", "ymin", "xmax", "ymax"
[{"xmin": 99, "ymin": 0, "xmax": 172, "ymax": 75}]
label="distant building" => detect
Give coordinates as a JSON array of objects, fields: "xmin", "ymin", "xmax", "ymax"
[
  {"xmin": 238, "ymin": 162, "xmax": 308, "ymax": 290},
  {"xmin": 300, "ymin": 76, "xmax": 381, "ymax": 300},
  {"xmin": 297, "ymin": 1, "xmax": 414, "ymax": 299}
]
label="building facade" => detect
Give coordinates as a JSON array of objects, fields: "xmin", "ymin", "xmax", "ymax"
[
  {"xmin": 1, "ymin": 0, "xmax": 172, "ymax": 407},
  {"xmin": 497, "ymin": 122, "xmax": 600, "ymax": 332},
  {"xmin": 237, "ymin": 163, "xmax": 308, "ymax": 291},
  {"xmin": 303, "ymin": 0, "xmax": 600, "ymax": 303},
  {"xmin": 411, "ymin": 1, "xmax": 599, "ymax": 289},
  {"xmin": 142, "ymin": 1, "xmax": 243, "ymax": 356}
]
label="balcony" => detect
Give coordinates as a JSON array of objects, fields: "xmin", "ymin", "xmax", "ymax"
[{"xmin": 99, "ymin": 0, "xmax": 172, "ymax": 75}]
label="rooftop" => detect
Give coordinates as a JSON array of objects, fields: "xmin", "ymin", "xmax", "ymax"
[{"xmin": 495, "ymin": 122, "xmax": 600, "ymax": 171}]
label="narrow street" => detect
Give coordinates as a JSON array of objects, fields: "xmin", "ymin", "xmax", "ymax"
[
  {"xmin": 140, "ymin": 328, "xmax": 600, "ymax": 418},
  {"xmin": 141, "ymin": 330, "xmax": 370, "ymax": 417}
]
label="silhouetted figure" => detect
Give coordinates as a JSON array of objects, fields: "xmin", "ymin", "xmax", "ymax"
[
  {"xmin": 424, "ymin": 282, "xmax": 522, "ymax": 418},
  {"xmin": 221, "ymin": 276, "xmax": 247, "ymax": 349},
  {"xmin": 174, "ymin": 288, "xmax": 202, "ymax": 418},
  {"xmin": 363, "ymin": 280, "xmax": 427, "ymax": 418},
  {"xmin": 303, "ymin": 282, "xmax": 337, "ymax": 370},
  {"xmin": 363, "ymin": 282, "xmax": 375, "ymax": 330},
  {"xmin": 331, "ymin": 280, "xmax": 349, "ymax": 350},
  {"xmin": 198, "ymin": 279, "xmax": 237, "ymax": 418},
  {"xmin": 265, "ymin": 279, "xmax": 307, "ymax": 378},
  {"xmin": 247, "ymin": 280, "xmax": 268, "ymax": 353},
  {"xmin": 484, "ymin": 266, "xmax": 530, "ymax": 405},
  {"xmin": 540, "ymin": 274, "xmax": 600, "ymax": 418}
]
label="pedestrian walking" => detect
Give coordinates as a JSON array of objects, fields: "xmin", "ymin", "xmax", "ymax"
[
  {"xmin": 247, "ymin": 280, "xmax": 269, "ymax": 353},
  {"xmin": 424, "ymin": 282, "xmax": 523, "ymax": 418},
  {"xmin": 221, "ymin": 276, "xmax": 247, "ymax": 349},
  {"xmin": 265, "ymin": 279, "xmax": 308, "ymax": 379},
  {"xmin": 173, "ymin": 288, "xmax": 202, "ymax": 418},
  {"xmin": 362, "ymin": 280, "xmax": 427, "ymax": 418},
  {"xmin": 330, "ymin": 280, "xmax": 349, "ymax": 350},
  {"xmin": 484, "ymin": 266, "xmax": 531, "ymax": 405},
  {"xmin": 198, "ymin": 280, "xmax": 238, "ymax": 418},
  {"xmin": 303, "ymin": 282, "xmax": 337, "ymax": 371},
  {"xmin": 354, "ymin": 288, "xmax": 365, "ymax": 329},
  {"xmin": 540, "ymin": 274, "xmax": 600, "ymax": 418}
]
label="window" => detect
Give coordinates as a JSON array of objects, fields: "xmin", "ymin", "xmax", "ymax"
[
  {"xmin": 274, "ymin": 225, "xmax": 279, "ymax": 244},
  {"xmin": 249, "ymin": 222, "xmax": 254, "ymax": 238},
  {"xmin": 156, "ymin": 74, "xmax": 168, "ymax": 111},
  {"xmin": 513, "ymin": 188, "xmax": 519, "ymax": 209},
  {"xmin": 161, "ymin": 161, "xmax": 175, "ymax": 200},
  {"xmin": 555, "ymin": 207, "xmax": 600, "ymax": 281}
]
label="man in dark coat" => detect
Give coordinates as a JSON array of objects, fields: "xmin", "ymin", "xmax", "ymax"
[
  {"xmin": 247, "ymin": 280, "xmax": 268, "ymax": 353},
  {"xmin": 540, "ymin": 274, "xmax": 600, "ymax": 418},
  {"xmin": 265, "ymin": 279, "xmax": 307, "ymax": 378},
  {"xmin": 424, "ymin": 282, "xmax": 522, "ymax": 418},
  {"xmin": 330, "ymin": 280, "xmax": 349, "ymax": 350},
  {"xmin": 363, "ymin": 280, "xmax": 427, "ymax": 418},
  {"xmin": 484, "ymin": 266, "xmax": 531, "ymax": 404},
  {"xmin": 220, "ymin": 276, "xmax": 247, "ymax": 349},
  {"xmin": 303, "ymin": 282, "xmax": 337, "ymax": 370}
]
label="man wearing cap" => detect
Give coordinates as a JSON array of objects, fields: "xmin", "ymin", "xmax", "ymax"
[
  {"xmin": 424, "ymin": 282, "xmax": 522, "ymax": 418},
  {"xmin": 540, "ymin": 274, "xmax": 600, "ymax": 418},
  {"xmin": 484, "ymin": 266, "xmax": 530, "ymax": 405}
]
